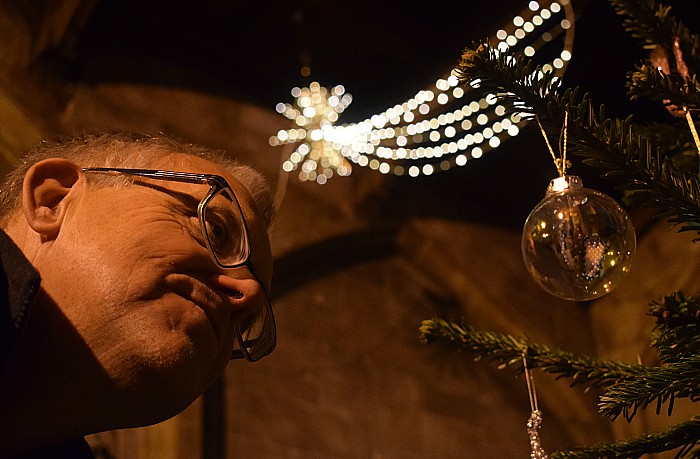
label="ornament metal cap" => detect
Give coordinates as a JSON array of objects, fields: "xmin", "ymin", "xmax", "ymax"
[{"xmin": 547, "ymin": 175, "xmax": 581, "ymax": 193}]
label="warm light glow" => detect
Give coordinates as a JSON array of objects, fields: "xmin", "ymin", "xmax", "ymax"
[{"xmin": 270, "ymin": 0, "xmax": 574, "ymax": 183}]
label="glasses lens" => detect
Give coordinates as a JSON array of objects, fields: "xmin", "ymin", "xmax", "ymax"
[
  {"xmin": 202, "ymin": 188, "xmax": 250, "ymax": 267},
  {"xmin": 231, "ymin": 291, "xmax": 276, "ymax": 361}
]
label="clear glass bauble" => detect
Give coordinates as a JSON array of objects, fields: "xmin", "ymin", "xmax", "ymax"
[{"xmin": 521, "ymin": 175, "xmax": 636, "ymax": 301}]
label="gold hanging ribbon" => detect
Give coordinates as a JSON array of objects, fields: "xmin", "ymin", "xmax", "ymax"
[
  {"xmin": 684, "ymin": 108, "xmax": 700, "ymax": 175},
  {"xmin": 536, "ymin": 111, "xmax": 570, "ymax": 177}
]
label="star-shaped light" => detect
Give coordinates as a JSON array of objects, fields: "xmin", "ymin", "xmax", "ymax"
[{"xmin": 271, "ymin": 82, "xmax": 354, "ymax": 185}]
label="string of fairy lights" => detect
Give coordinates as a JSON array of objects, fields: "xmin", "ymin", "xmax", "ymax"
[{"xmin": 269, "ymin": 0, "xmax": 576, "ymax": 184}]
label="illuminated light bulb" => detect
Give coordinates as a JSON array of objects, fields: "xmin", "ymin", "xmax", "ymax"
[{"xmin": 522, "ymin": 176, "xmax": 636, "ymax": 301}]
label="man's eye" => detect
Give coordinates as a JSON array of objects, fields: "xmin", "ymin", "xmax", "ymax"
[{"xmin": 206, "ymin": 216, "xmax": 229, "ymax": 247}]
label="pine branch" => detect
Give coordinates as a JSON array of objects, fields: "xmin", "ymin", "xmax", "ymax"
[
  {"xmin": 419, "ymin": 318, "xmax": 638, "ymax": 390},
  {"xmin": 551, "ymin": 416, "xmax": 700, "ymax": 459},
  {"xmin": 456, "ymin": 42, "xmax": 700, "ymax": 240},
  {"xmin": 628, "ymin": 64, "xmax": 700, "ymax": 111},
  {"xmin": 608, "ymin": 0, "xmax": 700, "ymax": 70},
  {"xmin": 649, "ymin": 291, "xmax": 700, "ymax": 362},
  {"xmin": 634, "ymin": 122, "xmax": 695, "ymax": 163},
  {"xmin": 599, "ymin": 356, "xmax": 700, "ymax": 421},
  {"xmin": 420, "ymin": 317, "xmax": 700, "ymax": 423}
]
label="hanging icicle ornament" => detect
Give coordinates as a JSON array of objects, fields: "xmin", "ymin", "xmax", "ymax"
[
  {"xmin": 523, "ymin": 354, "xmax": 548, "ymax": 459},
  {"xmin": 521, "ymin": 113, "xmax": 636, "ymax": 301}
]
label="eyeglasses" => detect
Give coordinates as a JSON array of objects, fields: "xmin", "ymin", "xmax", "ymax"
[{"xmin": 81, "ymin": 167, "xmax": 276, "ymax": 362}]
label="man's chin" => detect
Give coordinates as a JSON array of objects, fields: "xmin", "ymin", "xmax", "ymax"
[{"xmin": 106, "ymin": 360, "xmax": 207, "ymax": 428}]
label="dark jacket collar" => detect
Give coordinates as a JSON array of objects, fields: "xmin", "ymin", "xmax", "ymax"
[{"xmin": 0, "ymin": 228, "xmax": 40, "ymax": 331}]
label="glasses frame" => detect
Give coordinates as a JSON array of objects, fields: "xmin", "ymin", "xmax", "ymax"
[{"xmin": 81, "ymin": 167, "xmax": 276, "ymax": 362}]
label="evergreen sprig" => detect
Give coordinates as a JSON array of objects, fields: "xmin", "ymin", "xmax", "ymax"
[
  {"xmin": 420, "ymin": 316, "xmax": 700, "ymax": 423},
  {"xmin": 420, "ymin": 318, "xmax": 700, "ymax": 457},
  {"xmin": 649, "ymin": 291, "xmax": 700, "ymax": 362},
  {"xmin": 550, "ymin": 415, "xmax": 700, "ymax": 459},
  {"xmin": 599, "ymin": 355, "xmax": 700, "ymax": 421},
  {"xmin": 608, "ymin": 0, "xmax": 700, "ymax": 69},
  {"xmin": 419, "ymin": 318, "xmax": 638, "ymax": 390},
  {"xmin": 628, "ymin": 64, "xmax": 700, "ymax": 111}
]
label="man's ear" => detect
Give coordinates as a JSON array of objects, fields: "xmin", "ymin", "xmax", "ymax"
[{"xmin": 22, "ymin": 158, "xmax": 81, "ymax": 237}]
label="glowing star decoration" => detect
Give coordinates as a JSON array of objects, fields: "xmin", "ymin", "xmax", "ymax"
[
  {"xmin": 270, "ymin": 0, "xmax": 575, "ymax": 184},
  {"xmin": 273, "ymin": 82, "xmax": 353, "ymax": 184}
]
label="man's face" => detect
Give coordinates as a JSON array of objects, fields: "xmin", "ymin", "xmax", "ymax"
[{"xmin": 32, "ymin": 153, "xmax": 272, "ymax": 421}]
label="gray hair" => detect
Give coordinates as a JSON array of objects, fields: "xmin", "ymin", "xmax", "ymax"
[{"xmin": 0, "ymin": 132, "xmax": 275, "ymax": 229}]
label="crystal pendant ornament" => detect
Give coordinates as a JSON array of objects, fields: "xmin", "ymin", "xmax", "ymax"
[
  {"xmin": 521, "ymin": 175, "xmax": 636, "ymax": 301},
  {"xmin": 527, "ymin": 410, "xmax": 548, "ymax": 459}
]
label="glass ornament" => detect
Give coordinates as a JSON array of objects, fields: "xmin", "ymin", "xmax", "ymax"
[{"xmin": 521, "ymin": 175, "xmax": 636, "ymax": 301}]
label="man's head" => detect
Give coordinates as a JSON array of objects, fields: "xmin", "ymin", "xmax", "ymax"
[{"xmin": 0, "ymin": 133, "xmax": 275, "ymax": 436}]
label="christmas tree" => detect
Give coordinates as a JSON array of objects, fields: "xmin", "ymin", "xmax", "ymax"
[{"xmin": 419, "ymin": 0, "xmax": 700, "ymax": 457}]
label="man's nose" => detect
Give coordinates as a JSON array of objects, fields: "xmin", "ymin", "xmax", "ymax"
[{"xmin": 211, "ymin": 272, "xmax": 266, "ymax": 313}]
